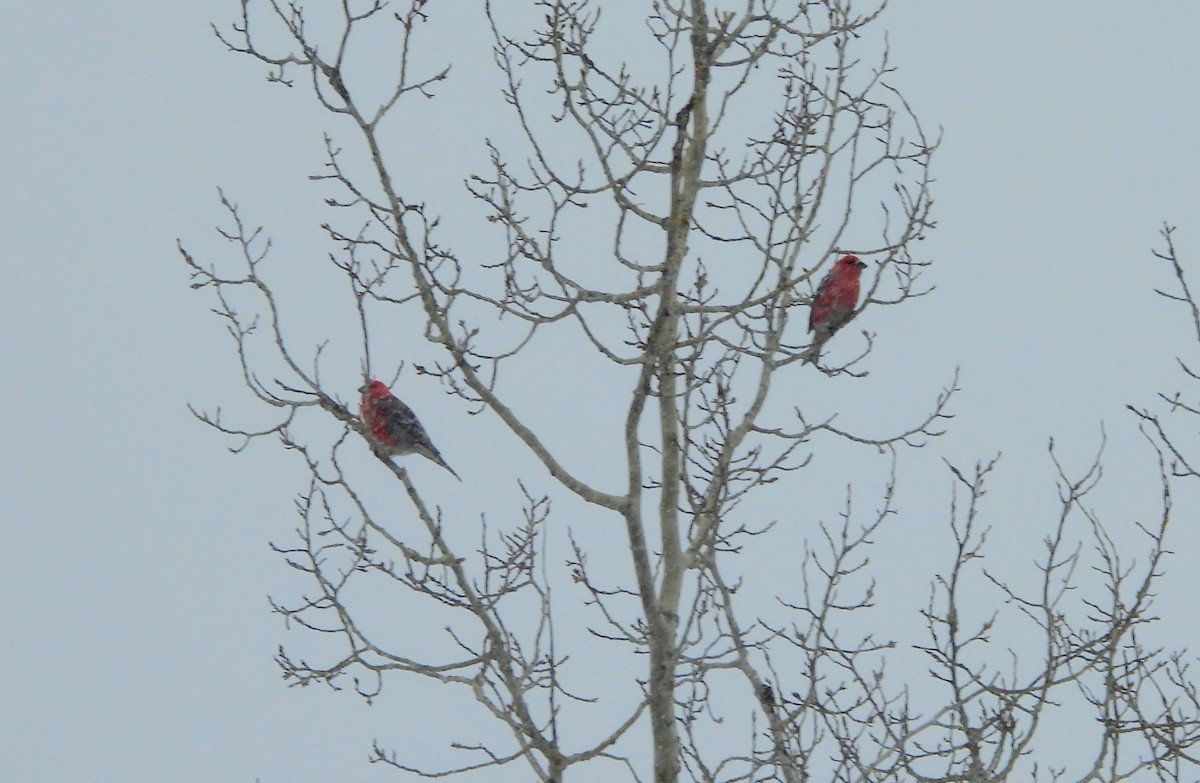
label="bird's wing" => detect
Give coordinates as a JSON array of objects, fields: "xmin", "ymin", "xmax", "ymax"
[{"xmin": 381, "ymin": 397, "xmax": 425, "ymax": 442}]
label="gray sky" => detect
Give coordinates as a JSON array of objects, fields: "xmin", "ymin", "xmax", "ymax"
[{"xmin": 3, "ymin": 3, "xmax": 1199, "ymax": 781}]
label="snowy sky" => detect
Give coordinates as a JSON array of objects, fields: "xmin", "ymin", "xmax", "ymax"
[{"xmin": 4, "ymin": 3, "xmax": 1200, "ymax": 781}]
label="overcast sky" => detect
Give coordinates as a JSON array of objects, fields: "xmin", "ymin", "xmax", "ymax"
[{"xmin": 3, "ymin": 3, "xmax": 1200, "ymax": 781}]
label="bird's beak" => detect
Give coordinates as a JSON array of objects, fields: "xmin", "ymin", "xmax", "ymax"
[
  {"xmin": 357, "ymin": 384, "xmax": 369, "ymax": 394},
  {"xmin": 854, "ymin": 260, "xmax": 867, "ymax": 269}
]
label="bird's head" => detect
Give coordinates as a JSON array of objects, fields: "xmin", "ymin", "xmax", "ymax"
[
  {"xmin": 359, "ymin": 379, "xmax": 389, "ymax": 397},
  {"xmin": 837, "ymin": 254, "xmax": 867, "ymax": 271}
]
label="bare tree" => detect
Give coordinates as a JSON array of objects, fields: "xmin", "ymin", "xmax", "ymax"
[
  {"xmin": 180, "ymin": 3, "xmax": 1200, "ymax": 781},
  {"xmin": 1134, "ymin": 227, "xmax": 1200, "ymax": 477}
]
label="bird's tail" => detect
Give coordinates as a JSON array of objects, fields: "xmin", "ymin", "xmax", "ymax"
[
  {"xmin": 441, "ymin": 460, "xmax": 463, "ymax": 482},
  {"xmin": 421, "ymin": 446, "xmax": 462, "ymax": 481}
]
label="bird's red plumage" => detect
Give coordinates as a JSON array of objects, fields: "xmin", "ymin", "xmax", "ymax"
[
  {"xmin": 808, "ymin": 254, "xmax": 865, "ymax": 338},
  {"xmin": 361, "ymin": 380, "xmax": 407, "ymax": 449}
]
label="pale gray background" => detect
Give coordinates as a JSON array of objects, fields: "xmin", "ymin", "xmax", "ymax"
[{"xmin": 3, "ymin": 3, "xmax": 1199, "ymax": 781}]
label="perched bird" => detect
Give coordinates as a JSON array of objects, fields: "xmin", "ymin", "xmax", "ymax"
[
  {"xmin": 805, "ymin": 254, "xmax": 867, "ymax": 362},
  {"xmin": 359, "ymin": 380, "xmax": 461, "ymax": 480}
]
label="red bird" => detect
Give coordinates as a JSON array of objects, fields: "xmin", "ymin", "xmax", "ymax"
[
  {"xmin": 805, "ymin": 254, "xmax": 867, "ymax": 362},
  {"xmin": 359, "ymin": 380, "xmax": 461, "ymax": 480}
]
